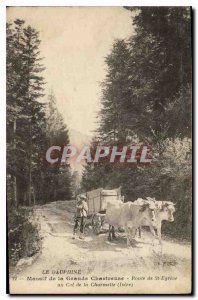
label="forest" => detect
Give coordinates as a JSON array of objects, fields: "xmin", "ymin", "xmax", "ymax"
[
  {"xmin": 7, "ymin": 20, "xmax": 74, "ymax": 207},
  {"xmin": 7, "ymin": 19, "xmax": 74, "ymax": 263},
  {"xmin": 81, "ymin": 7, "xmax": 192, "ymax": 238}
]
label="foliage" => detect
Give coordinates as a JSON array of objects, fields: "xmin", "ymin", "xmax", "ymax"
[
  {"xmin": 7, "ymin": 20, "xmax": 73, "ymax": 206},
  {"xmin": 7, "ymin": 20, "xmax": 75, "ymax": 265},
  {"xmin": 35, "ymin": 91, "xmax": 73, "ymax": 203},
  {"xmin": 82, "ymin": 7, "xmax": 192, "ymax": 239},
  {"xmin": 8, "ymin": 207, "xmax": 41, "ymax": 265}
]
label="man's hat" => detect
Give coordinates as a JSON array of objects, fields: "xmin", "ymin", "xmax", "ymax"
[{"xmin": 79, "ymin": 194, "xmax": 87, "ymax": 200}]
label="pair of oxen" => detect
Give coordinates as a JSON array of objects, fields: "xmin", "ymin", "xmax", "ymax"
[{"xmin": 105, "ymin": 197, "xmax": 176, "ymax": 247}]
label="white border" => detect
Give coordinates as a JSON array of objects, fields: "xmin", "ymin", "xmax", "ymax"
[
  {"xmin": 0, "ymin": 1, "xmax": 7, "ymax": 299},
  {"xmin": 4, "ymin": 0, "xmax": 197, "ymax": 6},
  {"xmin": 1, "ymin": 1, "xmax": 196, "ymax": 299}
]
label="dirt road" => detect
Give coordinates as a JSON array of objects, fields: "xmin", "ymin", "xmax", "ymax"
[{"xmin": 10, "ymin": 200, "xmax": 192, "ymax": 294}]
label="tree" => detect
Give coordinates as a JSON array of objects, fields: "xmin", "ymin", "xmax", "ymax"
[
  {"xmin": 82, "ymin": 7, "xmax": 192, "ymax": 238},
  {"xmin": 38, "ymin": 91, "xmax": 73, "ymax": 202},
  {"xmin": 7, "ymin": 20, "xmax": 26, "ymax": 206},
  {"xmin": 98, "ymin": 39, "xmax": 132, "ymax": 143},
  {"xmin": 7, "ymin": 20, "xmax": 46, "ymax": 206},
  {"xmin": 7, "ymin": 21, "xmax": 73, "ymax": 205},
  {"xmin": 125, "ymin": 7, "xmax": 192, "ymax": 140},
  {"xmin": 46, "ymin": 91, "xmax": 69, "ymax": 145}
]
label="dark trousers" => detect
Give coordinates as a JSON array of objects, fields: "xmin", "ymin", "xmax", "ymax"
[{"xmin": 73, "ymin": 216, "xmax": 87, "ymax": 234}]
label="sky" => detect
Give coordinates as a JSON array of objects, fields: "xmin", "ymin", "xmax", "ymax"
[{"xmin": 7, "ymin": 7, "xmax": 134, "ymax": 137}]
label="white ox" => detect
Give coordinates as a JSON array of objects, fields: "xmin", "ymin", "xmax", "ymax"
[
  {"xmin": 105, "ymin": 201, "xmax": 156, "ymax": 247},
  {"xmin": 135, "ymin": 198, "xmax": 176, "ymax": 244}
]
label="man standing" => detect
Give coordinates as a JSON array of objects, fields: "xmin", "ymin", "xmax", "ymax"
[{"xmin": 72, "ymin": 194, "xmax": 88, "ymax": 239}]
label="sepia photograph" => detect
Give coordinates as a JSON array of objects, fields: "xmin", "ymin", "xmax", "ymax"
[{"xmin": 6, "ymin": 6, "xmax": 192, "ymax": 294}]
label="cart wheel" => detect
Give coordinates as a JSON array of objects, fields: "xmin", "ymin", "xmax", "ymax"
[{"xmin": 92, "ymin": 214, "xmax": 102, "ymax": 235}]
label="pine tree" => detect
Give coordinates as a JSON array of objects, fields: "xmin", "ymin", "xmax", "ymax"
[
  {"xmin": 41, "ymin": 91, "xmax": 72, "ymax": 202},
  {"xmin": 46, "ymin": 91, "xmax": 69, "ymax": 145},
  {"xmin": 98, "ymin": 39, "xmax": 132, "ymax": 143},
  {"xmin": 125, "ymin": 7, "xmax": 192, "ymax": 140},
  {"xmin": 19, "ymin": 24, "xmax": 46, "ymax": 205},
  {"xmin": 82, "ymin": 8, "xmax": 192, "ymax": 238},
  {"xmin": 7, "ymin": 20, "xmax": 26, "ymax": 206},
  {"xmin": 7, "ymin": 20, "xmax": 46, "ymax": 206}
]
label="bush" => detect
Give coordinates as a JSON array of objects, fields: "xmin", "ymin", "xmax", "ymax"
[{"xmin": 8, "ymin": 207, "xmax": 41, "ymax": 266}]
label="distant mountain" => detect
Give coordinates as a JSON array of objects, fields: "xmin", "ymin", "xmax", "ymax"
[
  {"xmin": 68, "ymin": 128, "xmax": 92, "ymax": 175},
  {"xmin": 69, "ymin": 128, "xmax": 92, "ymax": 148}
]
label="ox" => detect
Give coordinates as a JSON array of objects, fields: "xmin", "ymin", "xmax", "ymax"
[
  {"xmin": 135, "ymin": 199, "xmax": 176, "ymax": 244},
  {"xmin": 105, "ymin": 201, "xmax": 156, "ymax": 247}
]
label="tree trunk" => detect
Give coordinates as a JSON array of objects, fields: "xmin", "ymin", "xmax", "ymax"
[
  {"xmin": 28, "ymin": 167, "xmax": 32, "ymax": 206},
  {"xmin": 28, "ymin": 123, "xmax": 32, "ymax": 206},
  {"xmin": 32, "ymin": 186, "xmax": 36, "ymax": 206},
  {"xmin": 13, "ymin": 120, "xmax": 17, "ymax": 206},
  {"xmin": 13, "ymin": 176, "xmax": 17, "ymax": 205}
]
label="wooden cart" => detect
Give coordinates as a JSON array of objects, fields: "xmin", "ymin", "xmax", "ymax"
[{"xmin": 85, "ymin": 187, "xmax": 123, "ymax": 234}]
